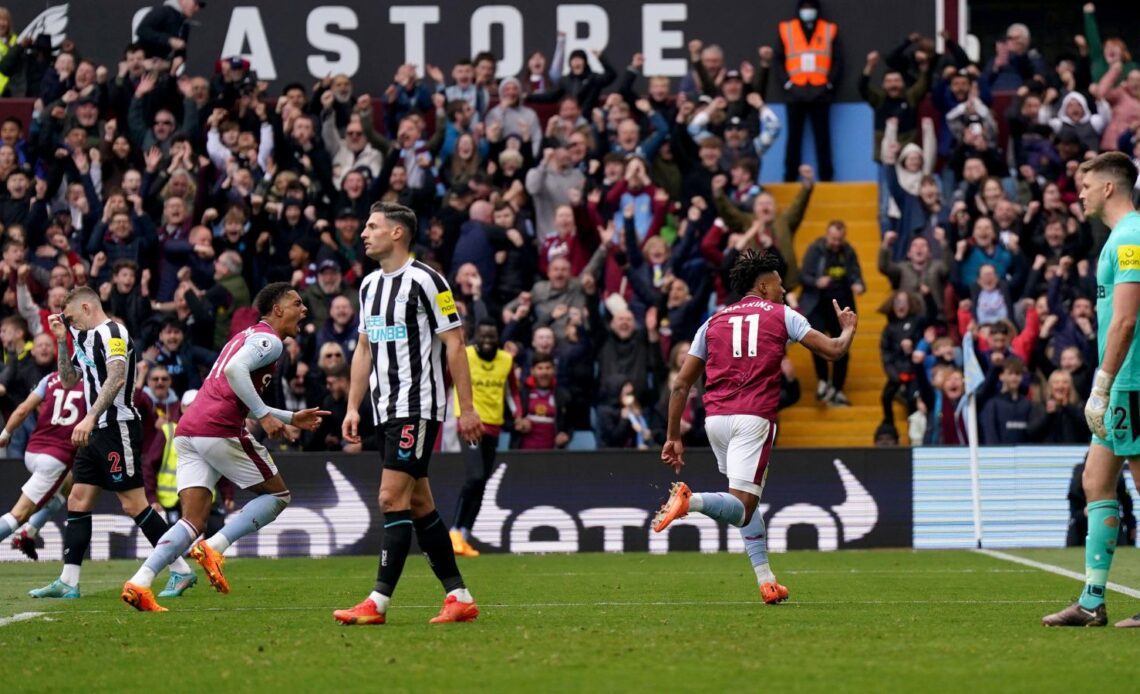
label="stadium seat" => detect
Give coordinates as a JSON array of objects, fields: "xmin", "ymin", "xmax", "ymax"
[{"xmin": 567, "ymin": 431, "xmax": 597, "ymax": 450}]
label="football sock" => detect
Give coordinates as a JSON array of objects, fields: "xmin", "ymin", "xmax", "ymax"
[
  {"xmin": 61, "ymin": 511, "xmax": 92, "ymax": 585},
  {"xmin": 131, "ymin": 518, "xmax": 198, "ymax": 589},
  {"xmin": 448, "ymin": 588, "xmax": 474, "ymax": 603},
  {"xmin": 375, "ymin": 510, "xmax": 414, "ymax": 598},
  {"xmin": 368, "ymin": 591, "xmax": 391, "ymax": 613},
  {"xmin": 0, "ymin": 512, "xmax": 18, "ymax": 540},
  {"xmin": 134, "ymin": 507, "xmax": 193, "ymax": 575},
  {"xmin": 690, "ymin": 492, "xmax": 746, "ymax": 527},
  {"xmin": 29, "ymin": 494, "xmax": 65, "ymax": 532},
  {"xmin": 1079, "ymin": 499, "xmax": 1120, "ymax": 610},
  {"xmin": 415, "ymin": 511, "xmax": 467, "ymax": 592},
  {"xmin": 206, "ymin": 492, "xmax": 290, "ymax": 555},
  {"xmin": 739, "ymin": 509, "xmax": 775, "ymax": 584}
]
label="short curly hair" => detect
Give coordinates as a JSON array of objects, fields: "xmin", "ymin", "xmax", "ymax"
[{"xmin": 728, "ymin": 248, "xmax": 783, "ymax": 296}]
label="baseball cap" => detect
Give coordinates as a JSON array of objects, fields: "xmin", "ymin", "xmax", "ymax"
[
  {"xmin": 335, "ymin": 206, "xmax": 359, "ymax": 219},
  {"xmin": 724, "ymin": 70, "xmax": 743, "ymax": 82},
  {"xmin": 726, "ymin": 116, "xmax": 746, "ymax": 130},
  {"xmin": 75, "ymin": 93, "xmax": 99, "ymax": 107},
  {"xmin": 227, "ymin": 56, "xmax": 246, "ymax": 71},
  {"xmin": 318, "ymin": 259, "xmax": 341, "ymax": 273}
]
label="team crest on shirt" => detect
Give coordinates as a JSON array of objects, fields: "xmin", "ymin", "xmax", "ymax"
[
  {"xmin": 395, "ymin": 293, "xmax": 409, "ymax": 303},
  {"xmin": 365, "ymin": 316, "xmax": 407, "ymax": 343}
]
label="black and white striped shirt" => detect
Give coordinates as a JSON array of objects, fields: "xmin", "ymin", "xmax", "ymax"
[
  {"xmin": 358, "ymin": 259, "xmax": 462, "ymax": 424},
  {"xmin": 70, "ymin": 320, "xmax": 139, "ymax": 427}
]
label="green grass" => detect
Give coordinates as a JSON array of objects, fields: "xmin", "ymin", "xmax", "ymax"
[{"xmin": 2, "ymin": 549, "xmax": 1139, "ymax": 692}]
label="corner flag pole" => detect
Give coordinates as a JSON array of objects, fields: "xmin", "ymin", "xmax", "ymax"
[{"xmin": 965, "ymin": 393, "xmax": 983, "ymax": 549}]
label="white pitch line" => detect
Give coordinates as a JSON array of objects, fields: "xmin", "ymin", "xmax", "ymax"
[
  {"xmin": 973, "ymin": 549, "xmax": 1140, "ymax": 600},
  {"xmin": 25, "ymin": 598, "xmax": 1059, "ymax": 617},
  {"xmin": 60, "ymin": 567, "xmax": 1035, "ymax": 587},
  {"xmin": 0, "ymin": 611, "xmax": 44, "ymax": 627}
]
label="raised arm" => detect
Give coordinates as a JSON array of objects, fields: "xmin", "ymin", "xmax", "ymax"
[
  {"xmin": 799, "ymin": 300, "xmax": 858, "ymax": 362},
  {"xmin": 48, "ymin": 315, "xmax": 79, "ymax": 389}
]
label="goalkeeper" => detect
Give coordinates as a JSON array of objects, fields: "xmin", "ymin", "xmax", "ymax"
[{"xmin": 1043, "ymin": 152, "xmax": 1140, "ymax": 629}]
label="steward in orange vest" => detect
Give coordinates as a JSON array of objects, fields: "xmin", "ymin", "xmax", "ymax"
[{"xmin": 776, "ymin": 1, "xmax": 842, "ymax": 102}]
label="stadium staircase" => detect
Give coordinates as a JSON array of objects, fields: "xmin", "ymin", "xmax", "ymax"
[{"xmin": 766, "ymin": 182, "xmax": 909, "ymax": 448}]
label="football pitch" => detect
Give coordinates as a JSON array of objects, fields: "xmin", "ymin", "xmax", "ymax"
[{"xmin": 1, "ymin": 549, "xmax": 1138, "ymax": 692}]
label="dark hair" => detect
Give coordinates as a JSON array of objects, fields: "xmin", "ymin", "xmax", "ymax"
[
  {"xmin": 123, "ymin": 43, "xmax": 144, "ymax": 56},
  {"xmin": 1079, "ymin": 151, "xmax": 1140, "ymax": 192},
  {"xmin": 111, "ymin": 259, "xmax": 139, "ymax": 275},
  {"xmin": 254, "ymin": 281, "xmax": 297, "ymax": 316},
  {"xmin": 282, "ymin": 81, "xmax": 307, "ymax": 95},
  {"xmin": 369, "ymin": 202, "xmax": 418, "ymax": 248},
  {"xmin": 472, "ymin": 51, "xmax": 496, "ymax": 66},
  {"xmin": 2, "ymin": 116, "xmax": 22, "ymax": 130},
  {"xmin": 476, "ymin": 317, "xmax": 499, "ymax": 333},
  {"xmin": 532, "ymin": 352, "xmax": 555, "ymax": 367},
  {"xmin": 729, "ymin": 249, "xmax": 783, "ymax": 296},
  {"xmin": 0, "ymin": 314, "xmax": 28, "ymax": 336},
  {"xmin": 454, "ymin": 58, "xmax": 473, "ymax": 67},
  {"xmin": 732, "ymin": 158, "xmax": 758, "ymax": 179},
  {"xmin": 326, "ymin": 363, "xmax": 350, "ymax": 380},
  {"xmin": 160, "ymin": 316, "xmax": 185, "ymax": 332},
  {"xmin": 1001, "ymin": 355, "xmax": 1026, "ymax": 375},
  {"xmin": 988, "ymin": 322, "xmax": 1010, "ymax": 336}
]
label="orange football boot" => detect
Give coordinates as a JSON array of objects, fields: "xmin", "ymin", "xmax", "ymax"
[
  {"xmin": 449, "ymin": 530, "xmax": 480, "ymax": 557},
  {"xmin": 429, "ymin": 595, "xmax": 479, "ymax": 624},
  {"xmin": 334, "ymin": 598, "xmax": 387, "ymax": 625},
  {"xmin": 121, "ymin": 582, "xmax": 168, "ymax": 612},
  {"xmin": 760, "ymin": 581, "xmax": 789, "ymax": 605},
  {"xmin": 189, "ymin": 541, "xmax": 230, "ymax": 594},
  {"xmin": 652, "ymin": 482, "xmax": 692, "ymax": 532}
]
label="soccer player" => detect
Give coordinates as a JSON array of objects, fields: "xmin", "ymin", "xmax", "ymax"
[
  {"xmin": 0, "ymin": 371, "xmax": 84, "ymax": 560},
  {"xmin": 450, "ymin": 319, "xmax": 521, "ymax": 557},
  {"xmin": 30, "ymin": 287, "xmax": 197, "ymax": 599},
  {"xmin": 654, "ymin": 250, "xmax": 857, "ymax": 603},
  {"xmin": 121, "ymin": 283, "xmax": 330, "ymax": 612},
  {"xmin": 334, "ymin": 202, "xmax": 484, "ymax": 626},
  {"xmin": 1043, "ymin": 152, "xmax": 1140, "ymax": 628}
]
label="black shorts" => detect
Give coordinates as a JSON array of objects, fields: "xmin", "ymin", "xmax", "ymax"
[
  {"xmin": 380, "ymin": 418, "xmax": 440, "ymax": 479},
  {"xmin": 73, "ymin": 420, "xmax": 143, "ymax": 492}
]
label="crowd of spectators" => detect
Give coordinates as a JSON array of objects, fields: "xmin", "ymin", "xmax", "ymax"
[{"xmin": 0, "ymin": 0, "xmax": 1137, "ymax": 463}]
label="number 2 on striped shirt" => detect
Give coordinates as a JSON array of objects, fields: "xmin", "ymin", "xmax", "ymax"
[{"xmin": 728, "ymin": 314, "xmax": 759, "ymax": 358}]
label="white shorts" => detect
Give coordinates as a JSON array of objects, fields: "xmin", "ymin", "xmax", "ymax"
[
  {"xmin": 174, "ymin": 435, "xmax": 278, "ymax": 492},
  {"xmin": 704, "ymin": 414, "xmax": 776, "ymax": 498},
  {"xmin": 22, "ymin": 452, "xmax": 69, "ymax": 507}
]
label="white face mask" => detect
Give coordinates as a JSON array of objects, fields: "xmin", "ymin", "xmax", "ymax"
[{"xmin": 799, "ymin": 8, "xmax": 818, "ymax": 22}]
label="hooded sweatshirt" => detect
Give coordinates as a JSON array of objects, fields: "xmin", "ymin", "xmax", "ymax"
[{"xmin": 1049, "ymin": 92, "xmax": 1107, "ymax": 154}]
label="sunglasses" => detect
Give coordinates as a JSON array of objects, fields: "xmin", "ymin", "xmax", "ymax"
[
  {"xmin": 149, "ymin": 376, "xmax": 170, "ymax": 383},
  {"xmin": 155, "ymin": 120, "xmax": 175, "ymax": 126}
]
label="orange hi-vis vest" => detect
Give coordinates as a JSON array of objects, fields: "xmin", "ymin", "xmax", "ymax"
[{"xmin": 779, "ymin": 18, "xmax": 836, "ymax": 87}]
